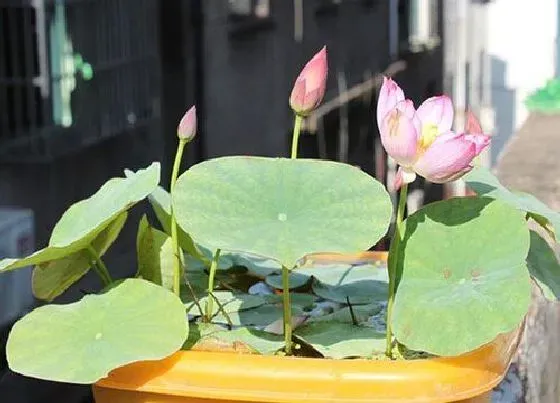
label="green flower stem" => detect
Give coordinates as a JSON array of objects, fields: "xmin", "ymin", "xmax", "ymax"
[
  {"xmin": 290, "ymin": 114, "xmax": 304, "ymax": 159},
  {"xmin": 170, "ymin": 139, "xmax": 187, "ymax": 297},
  {"xmin": 281, "ymin": 265, "xmax": 293, "ymax": 354},
  {"xmin": 205, "ymin": 249, "xmax": 222, "ymax": 320},
  {"xmin": 86, "ymin": 245, "xmax": 112, "ymax": 286},
  {"xmin": 283, "ymin": 113, "xmax": 302, "ymax": 353},
  {"xmin": 385, "ymin": 182, "xmax": 408, "ymax": 358}
]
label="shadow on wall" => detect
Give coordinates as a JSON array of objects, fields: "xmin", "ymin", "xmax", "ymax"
[{"xmin": 490, "ymin": 55, "xmax": 516, "ymax": 166}]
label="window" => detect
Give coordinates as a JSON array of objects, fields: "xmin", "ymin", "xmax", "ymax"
[
  {"xmin": 408, "ymin": 0, "xmax": 440, "ymax": 52},
  {"xmin": 228, "ymin": 0, "xmax": 270, "ymax": 20},
  {"xmin": 228, "ymin": 0, "xmax": 273, "ymax": 37}
]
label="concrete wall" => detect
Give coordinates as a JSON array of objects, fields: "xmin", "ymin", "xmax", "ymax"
[{"xmin": 486, "ymin": 0, "xmax": 557, "ymax": 163}]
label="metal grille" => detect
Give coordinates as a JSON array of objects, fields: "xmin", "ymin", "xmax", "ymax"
[{"xmin": 0, "ymin": 0, "xmax": 160, "ymax": 163}]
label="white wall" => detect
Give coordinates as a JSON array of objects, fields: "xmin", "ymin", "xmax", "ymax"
[{"xmin": 486, "ymin": 0, "xmax": 557, "ymax": 162}]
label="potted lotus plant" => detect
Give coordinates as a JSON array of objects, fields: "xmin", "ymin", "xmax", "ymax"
[{"xmin": 1, "ymin": 46, "xmax": 559, "ymax": 403}]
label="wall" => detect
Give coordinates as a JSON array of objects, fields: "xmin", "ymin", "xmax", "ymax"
[
  {"xmin": 486, "ymin": 0, "xmax": 558, "ymax": 163},
  {"xmin": 200, "ymin": 0, "xmax": 392, "ymax": 158}
]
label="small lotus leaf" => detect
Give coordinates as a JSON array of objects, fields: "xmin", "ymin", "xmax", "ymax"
[
  {"xmin": 136, "ymin": 215, "xmax": 175, "ymax": 290},
  {"xmin": 32, "ymin": 212, "xmax": 128, "ymax": 301},
  {"xmin": 7, "ymin": 279, "xmax": 188, "ymax": 384},
  {"xmin": 392, "ymin": 197, "xmax": 531, "ymax": 356},
  {"xmin": 295, "ymin": 322, "xmax": 385, "ymax": 359}
]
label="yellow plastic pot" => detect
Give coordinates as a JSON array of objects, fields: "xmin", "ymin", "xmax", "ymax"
[{"xmin": 93, "ymin": 252, "xmax": 522, "ymax": 403}]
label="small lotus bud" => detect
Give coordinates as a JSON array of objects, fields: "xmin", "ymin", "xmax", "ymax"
[
  {"xmin": 289, "ymin": 47, "xmax": 328, "ymax": 116},
  {"xmin": 177, "ymin": 106, "xmax": 197, "ymax": 141}
]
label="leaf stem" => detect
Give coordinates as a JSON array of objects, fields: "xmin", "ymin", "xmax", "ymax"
[
  {"xmin": 86, "ymin": 246, "xmax": 113, "ymax": 286},
  {"xmin": 205, "ymin": 249, "xmax": 222, "ymax": 320},
  {"xmin": 209, "ymin": 291, "xmax": 233, "ymax": 330},
  {"xmin": 385, "ymin": 182, "xmax": 408, "ymax": 358},
  {"xmin": 181, "ymin": 259, "xmax": 204, "ymax": 318},
  {"xmin": 170, "ymin": 139, "xmax": 187, "ymax": 297},
  {"xmin": 290, "ymin": 114, "xmax": 304, "ymax": 159},
  {"xmin": 281, "ymin": 265, "xmax": 293, "ymax": 354},
  {"xmin": 346, "ymin": 296, "xmax": 358, "ymax": 326}
]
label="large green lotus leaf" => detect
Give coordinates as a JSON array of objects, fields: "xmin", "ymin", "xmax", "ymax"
[
  {"xmin": 7, "ymin": 278, "xmax": 188, "ymax": 384},
  {"xmin": 309, "ymin": 264, "xmax": 388, "ymax": 305},
  {"xmin": 295, "ymin": 322, "xmax": 385, "ymax": 359},
  {"xmin": 32, "ymin": 212, "xmax": 128, "ymax": 301},
  {"xmin": 392, "ymin": 197, "xmax": 531, "ymax": 356},
  {"xmin": 49, "ymin": 162, "xmax": 160, "ymax": 249},
  {"xmin": 147, "ymin": 186, "xmax": 205, "ymax": 262},
  {"xmin": 527, "ymin": 230, "xmax": 560, "ymax": 301},
  {"xmin": 465, "ymin": 166, "xmax": 560, "ymax": 240},
  {"xmin": 186, "ymin": 291, "xmax": 266, "ymax": 317},
  {"xmin": 0, "ymin": 164, "xmax": 159, "ymax": 274},
  {"xmin": 173, "ymin": 156, "xmax": 392, "ymax": 269},
  {"xmin": 136, "ymin": 215, "xmax": 174, "ymax": 290}
]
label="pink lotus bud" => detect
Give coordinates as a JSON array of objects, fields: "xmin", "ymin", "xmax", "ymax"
[
  {"xmin": 379, "ymin": 100, "xmax": 421, "ymax": 167},
  {"xmin": 412, "ymin": 131, "xmax": 489, "ymax": 183},
  {"xmin": 177, "ymin": 105, "xmax": 197, "ymax": 141},
  {"xmin": 289, "ymin": 47, "xmax": 328, "ymax": 116},
  {"xmin": 377, "ymin": 77, "xmax": 405, "ymax": 128}
]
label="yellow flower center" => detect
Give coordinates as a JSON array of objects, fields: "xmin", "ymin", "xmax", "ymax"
[{"xmin": 418, "ymin": 124, "xmax": 439, "ymax": 151}]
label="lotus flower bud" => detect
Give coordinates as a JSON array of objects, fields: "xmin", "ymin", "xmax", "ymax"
[
  {"xmin": 177, "ymin": 106, "xmax": 197, "ymax": 141},
  {"xmin": 289, "ymin": 47, "xmax": 328, "ymax": 116}
]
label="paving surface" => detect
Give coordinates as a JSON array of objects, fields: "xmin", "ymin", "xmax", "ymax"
[
  {"xmin": 495, "ymin": 112, "xmax": 560, "ymax": 403},
  {"xmin": 496, "ymin": 113, "xmax": 560, "ymax": 211}
]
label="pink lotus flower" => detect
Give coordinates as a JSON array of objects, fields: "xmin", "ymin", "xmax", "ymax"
[
  {"xmin": 290, "ymin": 47, "xmax": 328, "ymax": 116},
  {"xmin": 177, "ymin": 105, "xmax": 197, "ymax": 141},
  {"xmin": 377, "ymin": 78, "xmax": 490, "ymax": 189}
]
